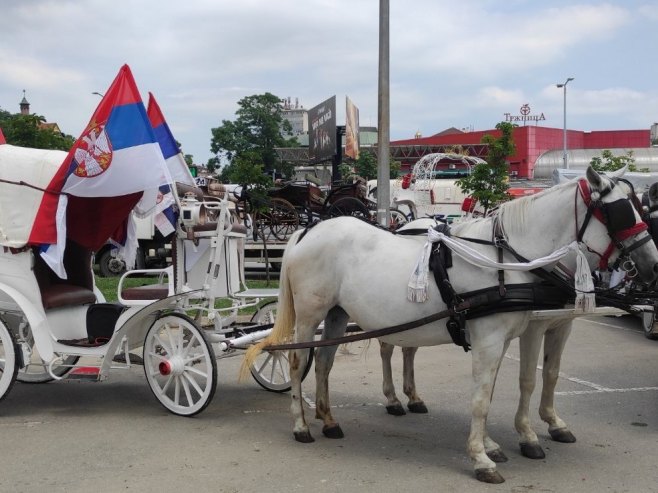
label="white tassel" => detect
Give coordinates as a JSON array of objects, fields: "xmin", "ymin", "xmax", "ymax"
[
  {"xmin": 574, "ymin": 249, "xmax": 596, "ymax": 313},
  {"xmin": 407, "ymin": 236, "xmax": 434, "ymax": 302}
]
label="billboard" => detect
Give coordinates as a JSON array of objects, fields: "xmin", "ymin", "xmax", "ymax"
[
  {"xmin": 308, "ymin": 95, "xmax": 336, "ymax": 162},
  {"xmin": 345, "ymin": 96, "xmax": 360, "ymax": 160}
]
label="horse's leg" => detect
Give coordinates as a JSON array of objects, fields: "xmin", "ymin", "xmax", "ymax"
[
  {"xmin": 291, "ymin": 316, "xmax": 326, "ymax": 444},
  {"xmin": 482, "ymin": 339, "xmax": 510, "ymax": 464},
  {"xmin": 540, "ymin": 321, "xmax": 576, "ymax": 443},
  {"xmin": 315, "ymin": 307, "xmax": 349, "ymax": 439},
  {"xmin": 468, "ymin": 337, "xmax": 508, "ymax": 484},
  {"xmin": 402, "ymin": 346, "xmax": 428, "ymax": 413},
  {"xmin": 380, "ymin": 341, "xmax": 405, "ymax": 415},
  {"xmin": 515, "ymin": 326, "xmax": 546, "ymax": 459}
]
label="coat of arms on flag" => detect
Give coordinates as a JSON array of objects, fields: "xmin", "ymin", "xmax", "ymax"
[{"xmin": 73, "ymin": 123, "xmax": 113, "ymax": 178}]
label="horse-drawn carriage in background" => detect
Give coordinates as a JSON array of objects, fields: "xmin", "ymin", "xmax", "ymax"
[{"xmin": 225, "ymin": 177, "xmax": 385, "ymax": 242}]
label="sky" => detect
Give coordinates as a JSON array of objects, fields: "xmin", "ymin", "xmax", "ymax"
[{"xmin": 1, "ymin": 0, "xmax": 657, "ymax": 165}]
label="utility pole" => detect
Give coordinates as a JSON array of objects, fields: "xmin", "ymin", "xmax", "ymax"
[
  {"xmin": 556, "ymin": 77, "xmax": 574, "ymax": 169},
  {"xmin": 376, "ymin": 0, "xmax": 390, "ymax": 227}
]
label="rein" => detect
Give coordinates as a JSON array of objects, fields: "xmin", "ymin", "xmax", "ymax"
[{"xmin": 263, "ymin": 309, "xmax": 454, "ymax": 351}]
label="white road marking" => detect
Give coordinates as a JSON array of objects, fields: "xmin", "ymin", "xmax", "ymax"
[{"xmin": 504, "ymin": 353, "xmax": 658, "ymax": 396}]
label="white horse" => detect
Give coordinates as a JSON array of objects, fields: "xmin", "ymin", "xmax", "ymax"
[
  {"xmin": 382, "ymin": 177, "xmax": 658, "ymax": 460},
  {"xmin": 243, "ymin": 167, "xmax": 658, "ymax": 483}
]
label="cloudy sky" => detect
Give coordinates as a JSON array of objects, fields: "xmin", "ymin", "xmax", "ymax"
[{"xmin": 1, "ymin": 0, "xmax": 656, "ymax": 164}]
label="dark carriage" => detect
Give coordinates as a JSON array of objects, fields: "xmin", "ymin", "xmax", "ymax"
[{"xmin": 235, "ymin": 179, "xmax": 374, "ymax": 242}]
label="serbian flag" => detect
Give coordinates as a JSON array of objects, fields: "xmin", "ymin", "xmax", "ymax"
[
  {"xmin": 0, "ymin": 127, "xmax": 6, "ymax": 144},
  {"xmin": 147, "ymin": 93, "xmax": 196, "ymax": 187},
  {"xmin": 29, "ymin": 64, "xmax": 169, "ymax": 277},
  {"xmin": 147, "ymin": 93, "xmax": 196, "ymax": 236}
]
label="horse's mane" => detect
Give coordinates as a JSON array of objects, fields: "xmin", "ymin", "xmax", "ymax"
[{"xmin": 497, "ymin": 179, "xmax": 576, "ymax": 238}]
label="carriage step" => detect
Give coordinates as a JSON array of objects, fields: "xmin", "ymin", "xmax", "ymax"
[
  {"xmin": 112, "ymin": 353, "xmax": 144, "ymax": 365},
  {"xmin": 66, "ymin": 367, "xmax": 101, "ymax": 381}
]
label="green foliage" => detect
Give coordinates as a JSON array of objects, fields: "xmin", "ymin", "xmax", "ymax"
[
  {"xmin": 349, "ymin": 151, "xmax": 401, "ymax": 182},
  {"xmin": 210, "ymin": 93, "xmax": 299, "ymax": 182},
  {"xmin": 589, "ymin": 149, "xmax": 639, "ymax": 172},
  {"xmin": 0, "ymin": 109, "xmax": 75, "ymax": 151},
  {"xmin": 184, "ymin": 154, "xmax": 194, "ymax": 166},
  {"xmin": 206, "ymin": 156, "xmax": 219, "ymax": 174},
  {"xmin": 456, "ymin": 121, "xmax": 516, "ymax": 213}
]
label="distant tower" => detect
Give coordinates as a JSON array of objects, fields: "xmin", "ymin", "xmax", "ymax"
[{"xmin": 20, "ymin": 90, "xmax": 30, "ymax": 115}]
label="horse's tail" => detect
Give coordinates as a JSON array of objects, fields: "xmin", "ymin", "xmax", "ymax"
[{"xmin": 239, "ymin": 229, "xmax": 302, "ymax": 381}]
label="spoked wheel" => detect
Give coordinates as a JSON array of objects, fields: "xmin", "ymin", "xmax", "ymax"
[
  {"xmin": 17, "ymin": 320, "xmax": 79, "ymax": 383},
  {"xmin": 143, "ymin": 313, "xmax": 217, "ymax": 416},
  {"xmin": 327, "ymin": 197, "xmax": 370, "ymax": 220},
  {"xmin": 389, "ymin": 207, "xmax": 409, "ymax": 230},
  {"xmin": 249, "ymin": 301, "xmax": 313, "ymax": 392},
  {"xmin": 0, "ymin": 319, "xmax": 19, "ymax": 401},
  {"xmin": 642, "ymin": 309, "xmax": 658, "ymax": 340},
  {"xmin": 258, "ymin": 198, "xmax": 299, "ymax": 241}
]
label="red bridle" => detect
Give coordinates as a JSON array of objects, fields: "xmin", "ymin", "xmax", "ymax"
[{"xmin": 576, "ymin": 179, "xmax": 649, "ymax": 270}]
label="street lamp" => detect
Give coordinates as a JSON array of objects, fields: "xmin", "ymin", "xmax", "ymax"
[
  {"xmin": 556, "ymin": 77, "xmax": 574, "ymax": 169},
  {"xmin": 92, "ymin": 91, "xmax": 104, "ymax": 97}
]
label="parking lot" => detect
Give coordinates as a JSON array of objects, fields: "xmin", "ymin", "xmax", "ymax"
[{"xmin": 0, "ymin": 313, "xmax": 657, "ymax": 493}]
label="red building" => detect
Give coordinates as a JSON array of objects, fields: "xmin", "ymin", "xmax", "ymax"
[{"xmin": 391, "ymin": 126, "xmax": 651, "ymax": 179}]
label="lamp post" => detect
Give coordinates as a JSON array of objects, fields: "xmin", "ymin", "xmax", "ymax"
[
  {"xmin": 556, "ymin": 77, "xmax": 573, "ymax": 169},
  {"xmin": 92, "ymin": 91, "xmax": 104, "ymax": 97}
]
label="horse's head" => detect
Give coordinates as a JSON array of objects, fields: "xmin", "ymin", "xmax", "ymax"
[{"xmin": 579, "ymin": 166, "xmax": 658, "ymax": 284}]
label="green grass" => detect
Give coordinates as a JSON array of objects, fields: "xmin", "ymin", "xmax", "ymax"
[{"xmin": 96, "ymin": 275, "xmax": 279, "ymax": 306}]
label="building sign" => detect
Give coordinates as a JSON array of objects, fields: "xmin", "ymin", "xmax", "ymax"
[
  {"xmin": 308, "ymin": 95, "xmax": 336, "ymax": 162},
  {"xmin": 504, "ymin": 104, "xmax": 546, "ymax": 124},
  {"xmin": 345, "ymin": 96, "xmax": 360, "ymax": 160}
]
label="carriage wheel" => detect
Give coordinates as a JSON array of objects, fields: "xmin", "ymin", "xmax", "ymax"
[
  {"xmin": 389, "ymin": 208, "xmax": 409, "ymax": 230},
  {"xmin": 143, "ymin": 313, "xmax": 217, "ymax": 416},
  {"xmin": 0, "ymin": 319, "xmax": 18, "ymax": 402},
  {"xmin": 16, "ymin": 320, "xmax": 79, "ymax": 383},
  {"xmin": 642, "ymin": 310, "xmax": 658, "ymax": 340},
  {"xmin": 327, "ymin": 197, "xmax": 370, "ymax": 220},
  {"xmin": 249, "ymin": 301, "xmax": 314, "ymax": 392},
  {"xmin": 258, "ymin": 198, "xmax": 299, "ymax": 241}
]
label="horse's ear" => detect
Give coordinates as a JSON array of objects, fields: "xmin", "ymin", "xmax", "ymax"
[
  {"xmin": 649, "ymin": 182, "xmax": 658, "ymax": 203},
  {"xmin": 585, "ymin": 166, "xmax": 604, "ymax": 190},
  {"xmin": 608, "ymin": 165, "xmax": 628, "ymax": 179}
]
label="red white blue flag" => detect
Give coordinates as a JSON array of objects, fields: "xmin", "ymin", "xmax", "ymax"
[
  {"xmin": 29, "ymin": 65, "xmax": 169, "ymax": 277},
  {"xmin": 147, "ymin": 93, "xmax": 197, "ymax": 236}
]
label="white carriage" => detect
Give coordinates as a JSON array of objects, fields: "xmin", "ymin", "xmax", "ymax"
[{"xmin": 0, "ymin": 144, "xmax": 301, "ymax": 417}]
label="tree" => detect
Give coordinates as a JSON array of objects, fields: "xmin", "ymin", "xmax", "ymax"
[
  {"xmin": 210, "ymin": 93, "xmax": 298, "ymax": 181},
  {"xmin": 456, "ymin": 121, "xmax": 516, "ymax": 214},
  {"xmin": 589, "ymin": 149, "xmax": 645, "ymax": 172},
  {"xmin": 345, "ymin": 150, "xmax": 401, "ymax": 182},
  {"xmin": 0, "ymin": 109, "xmax": 75, "ymax": 151}
]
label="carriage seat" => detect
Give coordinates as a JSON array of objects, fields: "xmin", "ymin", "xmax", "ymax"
[
  {"xmin": 33, "ymin": 240, "xmax": 96, "ymax": 310},
  {"xmin": 176, "ymin": 182, "xmax": 204, "ymax": 202},
  {"xmin": 120, "ymin": 283, "xmax": 170, "ymax": 301}
]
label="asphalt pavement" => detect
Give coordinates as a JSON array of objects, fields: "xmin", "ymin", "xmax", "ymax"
[{"xmin": 0, "ymin": 314, "xmax": 657, "ymax": 493}]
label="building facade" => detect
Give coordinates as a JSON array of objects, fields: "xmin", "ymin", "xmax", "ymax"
[{"xmin": 391, "ymin": 125, "xmax": 653, "ymax": 179}]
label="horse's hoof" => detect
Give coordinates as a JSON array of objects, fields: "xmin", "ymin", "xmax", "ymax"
[
  {"xmin": 407, "ymin": 401, "xmax": 428, "ymax": 414},
  {"xmin": 475, "ymin": 468, "xmax": 505, "ymax": 484},
  {"xmin": 520, "ymin": 442, "xmax": 546, "ymax": 460},
  {"xmin": 549, "ymin": 428, "xmax": 577, "ymax": 443},
  {"xmin": 386, "ymin": 404, "xmax": 406, "ymax": 416},
  {"xmin": 294, "ymin": 431, "xmax": 315, "ymax": 443},
  {"xmin": 486, "ymin": 448, "xmax": 508, "ymax": 463},
  {"xmin": 322, "ymin": 424, "xmax": 344, "ymax": 439}
]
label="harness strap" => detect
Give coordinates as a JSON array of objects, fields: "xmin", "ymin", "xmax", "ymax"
[{"xmin": 263, "ymin": 309, "xmax": 454, "ymax": 351}]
